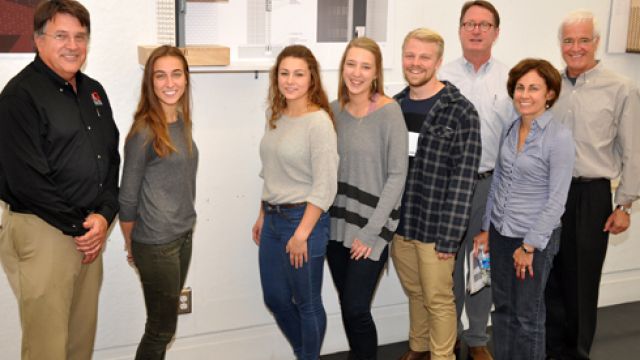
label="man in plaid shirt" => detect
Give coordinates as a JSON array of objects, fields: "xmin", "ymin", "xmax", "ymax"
[{"xmin": 392, "ymin": 28, "xmax": 481, "ymax": 360}]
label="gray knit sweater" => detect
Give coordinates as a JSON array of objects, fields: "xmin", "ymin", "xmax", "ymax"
[
  {"xmin": 260, "ymin": 110, "xmax": 339, "ymax": 211},
  {"xmin": 119, "ymin": 119, "xmax": 198, "ymax": 244},
  {"xmin": 329, "ymin": 101, "xmax": 408, "ymax": 261}
]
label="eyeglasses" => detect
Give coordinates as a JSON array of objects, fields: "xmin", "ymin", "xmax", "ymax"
[
  {"xmin": 41, "ymin": 32, "xmax": 89, "ymax": 45},
  {"xmin": 561, "ymin": 37, "xmax": 596, "ymax": 47},
  {"xmin": 461, "ymin": 21, "xmax": 494, "ymax": 32}
]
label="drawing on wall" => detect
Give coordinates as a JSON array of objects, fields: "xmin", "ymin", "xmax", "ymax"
[
  {"xmin": 0, "ymin": 0, "xmax": 38, "ymax": 53},
  {"xmin": 165, "ymin": 0, "xmax": 394, "ymax": 69},
  {"xmin": 239, "ymin": 0, "xmax": 387, "ymax": 58},
  {"xmin": 316, "ymin": 0, "xmax": 387, "ymax": 42},
  {"xmin": 238, "ymin": 0, "xmax": 388, "ymax": 58}
]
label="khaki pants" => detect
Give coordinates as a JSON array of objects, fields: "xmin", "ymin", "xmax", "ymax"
[
  {"xmin": 391, "ymin": 235, "xmax": 456, "ymax": 360},
  {"xmin": 0, "ymin": 206, "xmax": 102, "ymax": 360}
]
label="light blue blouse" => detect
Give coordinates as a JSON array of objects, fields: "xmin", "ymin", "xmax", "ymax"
[{"xmin": 482, "ymin": 111, "xmax": 575, "ymax": 250}]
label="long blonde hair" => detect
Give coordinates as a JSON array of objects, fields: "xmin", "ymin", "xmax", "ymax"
[
  {"xmin": 337, "ymin": 37, "xmax": 385, "ymax": 109},
  {"xmin": 129, "ymin": 45, "xmax": 193, "ymax": 157}
]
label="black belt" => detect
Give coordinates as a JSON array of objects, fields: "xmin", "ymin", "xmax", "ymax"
[
  {"xmin": 262, "ymin": 201, "xmax": 306, "ymax": 212},
  {"xmin": 4, "ymin": 204, "xmax": 32, "ymax": 214},
  {"xmin": 477, "ymin": 170, "xmax": 494, "ymax": 180},
  {"xmin": 571, "ymin": 177, "xmax": 607, "ymax": 184}
]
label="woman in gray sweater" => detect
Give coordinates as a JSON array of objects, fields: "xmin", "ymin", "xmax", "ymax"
[
  {"xmin": 328, "ymin": 37, "xmax": 409, "ymax": 359},
  {"xmin": 252, "ymin": 45, "xmax": 338, "ymax": 360},
  {"xmin": 119, "ymin": 46, "xmax": 198, "ymax": 360}
]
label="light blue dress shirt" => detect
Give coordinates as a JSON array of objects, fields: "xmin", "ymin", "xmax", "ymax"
[
  {"xmin": 438, "ymin": 57, "xmax": 517, "ymax": 173},
  {"xmin": 482, "ymin": 111, "xmax": 575, "ymax": 250}
]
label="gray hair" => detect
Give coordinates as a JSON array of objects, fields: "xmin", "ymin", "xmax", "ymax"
[{"xmin": 558, "ymin": 9, "xmax": 600, "ymax": 42}]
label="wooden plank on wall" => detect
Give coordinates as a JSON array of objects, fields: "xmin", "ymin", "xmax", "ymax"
[{"xmin": 628, "ymin": 0, "xmax": 640, "ymax": 52}]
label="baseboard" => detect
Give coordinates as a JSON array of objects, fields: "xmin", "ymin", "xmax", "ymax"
[
  {"xmin": 93, "ymin": 272, "xmax": 640, "ymax": 359},
  {"xmin": 598, "ymin": 268, "xmax": 640, "ymax": 307},
  {"xmin": 93, "ymin": 304, "xmax": 410, "ymax": 359}
]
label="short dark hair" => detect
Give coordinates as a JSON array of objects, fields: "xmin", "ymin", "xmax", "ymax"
[
  {"xmin": 34, "ymin": 0, "xmax": 91, "ymax": 35},
  {"xmin": 507, "ymin": 58, "xmax": 562, "ymax": 108},
  {"xmin": 460, "ymin": 1, "xmax": 500, "ymax": 28}
]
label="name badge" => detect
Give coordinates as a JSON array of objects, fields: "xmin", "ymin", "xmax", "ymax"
[{"xmin": 408, "ymin": 131, "xmax": 419, "ymax": 157}]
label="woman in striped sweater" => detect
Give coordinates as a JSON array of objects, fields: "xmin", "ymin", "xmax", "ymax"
[{"xmin": 328, "ymin": 37, "xmax": 409, "ymax": 360}]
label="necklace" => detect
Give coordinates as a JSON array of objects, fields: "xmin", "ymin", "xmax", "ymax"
[{"xmin": 349, "ymin": 93, "xmax": 379, "ymax": 122}]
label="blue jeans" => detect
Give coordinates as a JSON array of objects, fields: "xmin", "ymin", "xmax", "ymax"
[
  {"xmin": 489, "ymin": 224, "xmax": 560, "ymax": 360},
  {"xmin": 326, "ymin": 240, "xmax": 389, "ymax": 360},
  {"xmin": 259, "ymin": 204, "xmax": 329, "ymax": 360},
  {"xmin": 131, "ymin": 231, "xmax": 193, "ymax": 360}
]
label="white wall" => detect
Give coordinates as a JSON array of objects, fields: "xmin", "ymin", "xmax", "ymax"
[{"xmin": 0, "ymin": 1, "xmax": 639, "ymax": 359}]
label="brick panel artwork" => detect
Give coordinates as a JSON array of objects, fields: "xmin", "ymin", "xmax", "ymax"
[{"xmin": 0, "ymin": 0, "xmax": 39, "ymax": 52}]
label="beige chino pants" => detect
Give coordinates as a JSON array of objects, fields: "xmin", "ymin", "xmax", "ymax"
[
  {"xmin": 0, "ymin": 205, "xmax": 102, "ymax": 360},
  {"xmin": 391, "ymin": 235, "xmax": 457, "ymax": 360}
]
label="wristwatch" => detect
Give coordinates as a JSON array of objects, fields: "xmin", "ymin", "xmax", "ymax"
[
  {"xmin": 520, "ymin": 244, "xmax": 533, "ymax": 254},
  {"xmin": 616, "ymin": 205, "xmax": 632, "ymax": 215}
]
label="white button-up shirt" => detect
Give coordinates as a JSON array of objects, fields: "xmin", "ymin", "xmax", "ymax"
[{"xmin": 439, "ymin": 57, "xmax": 516, "ymax": 173}]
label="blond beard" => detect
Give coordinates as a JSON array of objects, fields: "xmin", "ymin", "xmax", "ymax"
[{"xmin": 404, "ymin": 72, "xmax": 434, "ymax": 88}]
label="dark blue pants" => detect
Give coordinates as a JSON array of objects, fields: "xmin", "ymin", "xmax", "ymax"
[
  {"xmin": 326, "ymin": 240, "xmax": 389, "ymax": 360},
  {"xmin": 132, "ymin": 231, "xmax": 193, "ymax": 360},
  {"xmin": 490, "ymin": 225, "xmax": 560, "ymax": 360},
  {"xmin": 259, "ymin": 205, "xmax": 329, "ymax": 360}
]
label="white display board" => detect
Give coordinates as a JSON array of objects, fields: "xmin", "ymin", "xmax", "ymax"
[{"xmin": 183, "ymin": 0, "xmax": 396, "ymax": 69}]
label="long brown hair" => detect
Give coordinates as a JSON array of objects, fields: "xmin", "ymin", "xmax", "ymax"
[
  {"xmin": 337, "ymin": 37, "xmax": 385, "ymax": 109},
  {"xmin": 129, "ymin": 45, "xmax": 193, "ymax": 157},
  {"xmin": 267, "ymin": 44, "xmax": 333, "ymax": 129}
]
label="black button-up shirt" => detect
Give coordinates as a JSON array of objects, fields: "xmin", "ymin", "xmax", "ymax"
[{"xmin": 0, "ymin": 55, "xmax": 120, "ymax": 236}]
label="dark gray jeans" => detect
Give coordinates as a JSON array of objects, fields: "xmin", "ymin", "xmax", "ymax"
[
  {"xmin": 132, "ymin": 231, "xmax": 193, "ymax": 360},
  {"xmin": 490, "ymin": 225, "xmax": 560, "ymax": 360}
]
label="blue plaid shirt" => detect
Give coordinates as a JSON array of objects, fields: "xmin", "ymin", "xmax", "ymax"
[{"xmin": 395, "ymin": 82, "xmax": 481, "ymax": 253}]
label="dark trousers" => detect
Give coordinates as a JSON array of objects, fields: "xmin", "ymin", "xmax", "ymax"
[
  {"xmin": 454, "ymin": 175, "xmax": 492, "ymax": 347},
  {"xmin": 545, "ymin": 179, "xmax": 611, "ymax": 360},
  {"xmin": 326, "ymin": 241, "xmax": 389, "ymax": 360},
  {"xmin": 131, "ymin": 231, "xmax": 193, "ymax": 360},
  {"xmin": 490, "ymin": 225, "xmax": 560, "ymax": 360}
]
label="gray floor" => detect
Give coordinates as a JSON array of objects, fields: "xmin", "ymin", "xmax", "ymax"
[{"xmin": 320, "ymin": 301, "xmax": 640, "ymax": 359}]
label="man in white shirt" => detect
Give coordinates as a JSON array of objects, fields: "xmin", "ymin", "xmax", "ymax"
[
  {"xmin": 438, "ymin": 2, "xmax": 514, "ymax": 359},
  {"xmin": 545, "ymin": 10, "xmax": 640, "ymax": 360}
]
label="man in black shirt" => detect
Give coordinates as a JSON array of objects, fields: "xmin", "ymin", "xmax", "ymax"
[{"xmin": 0, "ymin": 1, "xmax": 119, "ymax": 358}]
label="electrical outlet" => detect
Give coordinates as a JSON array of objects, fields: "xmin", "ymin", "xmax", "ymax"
[{"xmin": 178, "ymin": 287, "xmax": 192, "ymax": 314}]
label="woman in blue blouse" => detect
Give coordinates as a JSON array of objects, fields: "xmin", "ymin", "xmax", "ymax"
[{"xmin": 473, "ymin": 59, "xmax": 575, "ymax": 360}]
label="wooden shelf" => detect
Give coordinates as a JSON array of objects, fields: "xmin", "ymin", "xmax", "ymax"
[{"xmin": 138, "ymin": 45, "xmax": 230, "ymax": 66}]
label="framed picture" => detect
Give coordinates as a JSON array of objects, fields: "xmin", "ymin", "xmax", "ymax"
[{"xmin": 0, "ymin": 0, "xmax": 39, "ymax": 53}]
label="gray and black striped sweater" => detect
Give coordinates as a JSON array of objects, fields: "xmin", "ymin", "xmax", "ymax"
[{"xmin": 329, "ymin": 100, "xmax": 409, "ymax": 261}]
